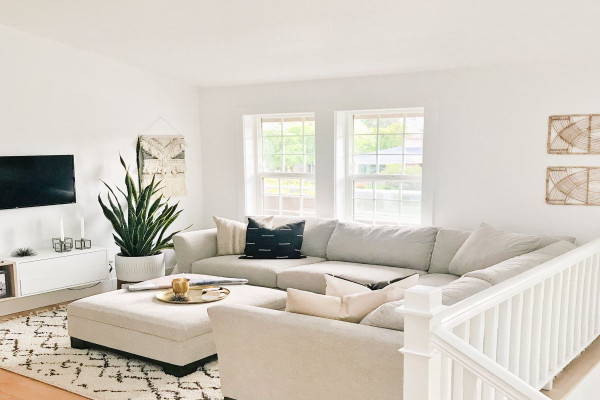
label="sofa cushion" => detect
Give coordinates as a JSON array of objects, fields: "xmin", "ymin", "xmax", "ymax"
[
  {"xmin": 430, "ymin": 226, "xmax": 575, "ymax": 275},
  {"xmin": 277, "ymin": 260, "xmax": 424, "ymax": 294},
  {"xmin": 249, "ymin": 216, "xmax": 338, "ymax": 259},
  {"xmin": 417, "ymin": 273, "xmax": 459, "ymax": 287},
  {"xmin": 448, "ymin": 223, "xmax": 540, "ymax": 276},
  {"xmin": 192, "ymin": 255, "xmax": 325, "ymax": 288},
  {"xmin": 428, "ymin": 229, "xmax": 472, "ymax": 274},
  {"xmin": 360, "ymin": 276, "xmax": 491, "ymax": 331},
  {"xmin": 465, "ymin": 240, "xmax": 577, "ymax": 286},
  {"xmin": 325, "ymin": 222, "xmax": 438, "ymax": 271}
]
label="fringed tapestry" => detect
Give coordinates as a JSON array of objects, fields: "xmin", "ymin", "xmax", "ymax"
[{"xmin": 137, "ymin": 135, "xmax": 187, "ymax": 198}]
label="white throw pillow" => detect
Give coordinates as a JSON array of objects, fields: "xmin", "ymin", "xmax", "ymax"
[
  {"xmin": 213, "ymin": 216, "xmax": 247, "ymax": 256},
  {"xmin": 448, "ymin": 223, "xmax": 540, "ymax": 275},
  {"xmin": 286, "ymin": 274, "xmax": 419, "ymax": 323}
]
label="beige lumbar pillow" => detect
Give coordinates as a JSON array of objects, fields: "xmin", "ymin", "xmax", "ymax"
[
  {"xmin": 213, "ymin": 216, "xmax": 247, "ymax": 256},
  {"xmin": 286, "ymin": 274, "xmax": 419, "ymax": 323},
  {"xmin": 448, "ymin": 223, "xmax": 540, "ymax": 276}
]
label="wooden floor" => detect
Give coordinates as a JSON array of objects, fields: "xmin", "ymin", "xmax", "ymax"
[{"xmin": 0, "ymin": 302, "xmax": 89, "ymax": 400}]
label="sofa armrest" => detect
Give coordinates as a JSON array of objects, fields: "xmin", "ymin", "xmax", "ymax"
[
  {"xmin": 173, "ymin": 228, "xmax": 218, "ymax": 273},
  {"xmin": 207, "ymin": 304, "xmax": 405, "ymax": 400}
]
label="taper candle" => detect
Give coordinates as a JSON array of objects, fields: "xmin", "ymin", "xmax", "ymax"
[
  {"xmin": 59, "ymin": 218, "xmax": 65, "ymax": 241},
  {"xmin": 80, "ymin": 217, "xmax": 85, "ymax": 239}
]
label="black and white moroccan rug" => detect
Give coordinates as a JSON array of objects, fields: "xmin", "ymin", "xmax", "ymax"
[{"xmin": 0, "ymin": 306, "xmax": 223, "ymax": 400}]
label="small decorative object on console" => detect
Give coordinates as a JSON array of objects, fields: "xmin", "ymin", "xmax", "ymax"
[
  {"xmin": 75, "ymin": 239, "xmax": 92, "ymax": 249},
  {"xmin": 52, "ymin": 238, "xmax": 73, "ymax": 252},
  {"xmin": 10, "ymin": 247, "xmax": 37, "ymax": 257},
  {"xmin": 0, "ymin": 270, "xmax": 6, "ymax": 299}
]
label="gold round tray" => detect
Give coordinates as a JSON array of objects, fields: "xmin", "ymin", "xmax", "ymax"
[{"xmin": 156, "ymin": 285, "xmax": 230, "ymax": 304}]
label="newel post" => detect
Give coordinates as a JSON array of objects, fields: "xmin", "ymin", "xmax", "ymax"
[{"xmin": 400, "ymin": 285, "xmax": 444, "ymax": 400}]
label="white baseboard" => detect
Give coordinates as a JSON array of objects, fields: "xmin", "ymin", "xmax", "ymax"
[{"xmin": 0, "ymin": 278, "xmax": 116, "ymax": 316}]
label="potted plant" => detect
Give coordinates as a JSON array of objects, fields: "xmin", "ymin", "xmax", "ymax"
[{"xmin": 99, "ymin": 156, "xmax": 187, "ymax": 286}]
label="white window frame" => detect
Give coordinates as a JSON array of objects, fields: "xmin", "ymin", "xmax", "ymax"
[
  {"xmin": 249, "ymin": 112, "xmax": 316, "ymax": 216},
  {"xmin": 343, "ymin": 107, "xmax": 425, "ymax": 225}
]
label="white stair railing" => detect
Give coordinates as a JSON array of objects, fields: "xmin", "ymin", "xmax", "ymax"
[{"xmin": 401, "ymin": 238, "xmax": 600, "ymax": 400}]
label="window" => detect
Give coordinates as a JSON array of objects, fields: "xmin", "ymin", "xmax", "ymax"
[
  {"xmin": 348, "ymin": 109, "xmax": 424, "ymax": 225},
  {"xmin": 257, "ymin": 114, "xmax": 316, "ymax": 216}
]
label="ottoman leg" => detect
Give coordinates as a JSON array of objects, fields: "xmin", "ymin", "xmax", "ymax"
[
  {"xmin": 70, "ymin": 337, "xmax": 90, "ymax": 349},
  {"xmin": 162, "ymin": 361, "xmax": 198, "ymax": 377}
]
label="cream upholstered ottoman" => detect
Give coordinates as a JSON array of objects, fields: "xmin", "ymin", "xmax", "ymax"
[{"xmin": 67, "ymin": 284, "xmax": 287, "ymax": 377}]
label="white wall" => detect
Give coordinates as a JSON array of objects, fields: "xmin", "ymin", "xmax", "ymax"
[
  {"xmin": 0, "ymin": 24, "xmax": 202, "ymax": 256},
  {"xmin": 198, "ymin": 63, "xmax": 600, "ymax": 243}
]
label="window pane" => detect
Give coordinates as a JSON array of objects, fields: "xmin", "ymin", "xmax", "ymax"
[
  {"xmin": 283, "ymin": 136, "xmax": 303, "ymax": 154},
  {"xmin": 263, "ymin": 136, "xmax": 282, "ymax": 154},
  {"xmin": 379, "ymin": 117, "xmax": 404, "ymax": 134},
  {"xmin": 378, "ymin": 154, "xmax": 403, "ymax": 174},
  {"xmin": 262, "ymin": 121, "xmax": 281, "ymax": 136},
  {"xmin": 375, "ymin": 181, "xmax": 400, "ymax": 200},
  {"xmin": 402, "ymin": 181, "xmax": 422, "ymax": 201},
  {"xmin": 378, "ymin": 135, "xmax": 403, "ymax": 152},
  {"xmin": 283, "ymin": 155, "xmax": 304, "ymax": 172},
  {"xmin": 375, "ymin": 200, "xmax": 400, "ymax": 216},
  {"xmin": 263, "ymin": 178, "xmax": 280, "ymax": 195},
  {"xmin": 263, "ymin": 154, "xmax": 282, "ymax": 172},
  {"xmin": 405, "ymin": 134, "xmax": 423, "ymax": 155},
  {"xmin": 354, "ymin": 135, "xmax": 377, "ymax": 153},
  {"xmin": 263, "ymin": 196, "xmax": 280, "ymax": 210},
  {"xmin": 304, "ymin": 155, "xmax": 315, "ymax": 173},
  {"xmin": 354, "ymin": 199, "xmax": 374, "ymax": 214},
  {"xmin": 281, "ymin": 178, "xmax": 300, "ymax": 195},
  {"xmin": 281, "ymin": 196, "xmax": 301, "ymax": 211},
  {"xmin": 354, "ymin": 117, "xmax": 377, "ymax": 135},
  {"xmin": 354, "ymin": 180, "xmax": 373, "ymax": 199},
  {"xmin": 404, "ymin": 155, "xmax": 423, "ymax": 175},
  {"xmin": 304, "ymin": 120, "xmax": 315, "ymax": 135},
  {"xmin": 304, "ymin": 136, "xmax": 315, "ymax": 154},
  {"xmin": 283, "ymin": 121, "xmax": 303, "ymax": 136},
  {"xmin": 406, "ymin": 117, "xmax": 424, "ymax": 133},
  {"xmin": 302, "ymin": 179, "xmax": 316, "ymax": 196},
  {"xmin": 401, "ymin": 201, "xmax": 421, "ymax": 220},
  {"xmin": 354, "ymin": 155, "xmax": 376, "ymax": 174}
]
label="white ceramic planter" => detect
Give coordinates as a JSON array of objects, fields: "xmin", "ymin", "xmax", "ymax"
[{"xmin": 115, "ymin": 252, "xmax": 165, "ymax": 282}]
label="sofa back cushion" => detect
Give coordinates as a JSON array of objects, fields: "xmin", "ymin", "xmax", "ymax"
[
  {"xmin": 465, "ymin": 240, "xmax": 577, "ymax": 285},
  {"xmin": 248, "ymin": 216, "xmax": 337, "ymax": 259},
  {"xmin": 325, "ymin": 222, "xmax": 438, "ymax": 271},
  {"xmin": 430, "ymin": 226, "xmax": 576, "ymax": 275}
]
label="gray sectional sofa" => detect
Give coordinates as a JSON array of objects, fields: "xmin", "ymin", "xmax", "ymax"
[{"xmin": 173, "ymin": 216, "xmax": 577, "ymax": 400}]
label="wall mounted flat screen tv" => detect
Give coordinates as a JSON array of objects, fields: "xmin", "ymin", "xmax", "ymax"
[{"xmin": 0, "ymin": 155, "xmax": 76, "ymax": 210}]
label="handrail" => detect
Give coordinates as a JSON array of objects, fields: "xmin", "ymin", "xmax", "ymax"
[
  {"xmin": 432, "ymin": 328, "xmax": 550, "ymax": 400},
  {"xmin": 437, "ymin": 238, "xmax": 600, "ymax": 329}
]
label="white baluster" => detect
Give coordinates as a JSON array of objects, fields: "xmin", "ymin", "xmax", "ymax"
[
  {"xmin": 567, "ymin": 263, "xmax": 580, "ymax": 358},
  {"xmin": 590, "ymin": 254, "xmax": 600, "ymax": 338},
  {"xmin": 509, "ymin": 293, "xmax": 523, "ymax": 376},
  {"xmin": 519, "ymin": 288, "xmax": 534, "ymax": 383},
  {"xmin": 400, "ymin": 286, "xmax": 444, "ymax": 400},
  {"xmin": 549, "ymin": 271, "xmax": 563, "ymax": 374},
  {"xmin": 440, "ymin": 353, "xmax": 452, "ymax": 400},
  {"xmin": 495, "ymin": 300, "xmax": 511, "ymax": 400},
  {"xmin": 530, "ymin": 282, "xmax": 544, "ymax": 387},
  {"xmin": 559, "ymin": 268, "xmax": 572, "ymax": 365},
  {"xmin": 453, "ymin": 321, "xmax": 469, "ymax": 400},
  {"xmin": 482, "ymin": 306, "xmax": 499, "ymax": 400},
  {"xmin": 463, "ymin": 368, "xmax": 480, "ymax": 400},
  {"xmin": 469, "ymin": 314, "xmax": 485, "ymax": 399},
  {"xmin": 574, "ymin": 261, "xmax": 586, "ymax": 352},
  {"xmin": 540, "ymin": 276, "xmax": 554, "ymax": 387},
  {"xmin": 581, "ymin": 257, "xmax": 593, "ymax": 347}
]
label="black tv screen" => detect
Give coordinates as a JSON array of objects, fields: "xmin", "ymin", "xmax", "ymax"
[{"xmin": 0, "ymin": 155, "xmax": 76, "ymax": 210}]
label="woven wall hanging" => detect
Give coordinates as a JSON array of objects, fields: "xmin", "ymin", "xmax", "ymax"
[
  {"xmin": 546, "ymin": 166, "xmax": 600, "ymax": 205},
  {"xmin": 547, "ymin": 114, "xmax": 600, "ymax": 154},
  {"xmin": 137, "ymin": 135, "xmax": 187, "ymax": 198}
]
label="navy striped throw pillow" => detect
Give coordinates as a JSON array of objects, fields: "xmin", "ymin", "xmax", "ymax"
[{"xmin": 240, "ymin": 217, "xmax": 306, "ymax": 259}]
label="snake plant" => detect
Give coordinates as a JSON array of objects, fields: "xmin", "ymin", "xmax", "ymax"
[{"xmin": 98, "ymin": 156, "xmax": 187, "ymax": 257}]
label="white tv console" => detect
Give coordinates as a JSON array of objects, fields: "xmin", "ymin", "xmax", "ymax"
[{"xmin": 3, "ymin": 247, "xmax": 109, "ymax": 298}]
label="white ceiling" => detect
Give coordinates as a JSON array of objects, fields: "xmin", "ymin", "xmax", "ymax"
[{"xmin": 0, "ymin": 0, "xmax": 598, "ymax": 87}]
